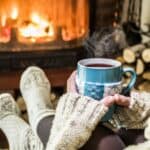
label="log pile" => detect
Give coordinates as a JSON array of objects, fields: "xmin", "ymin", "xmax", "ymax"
[{"xmin": 117, "ymin": 41, "xmax": 150, "ymax": 92}]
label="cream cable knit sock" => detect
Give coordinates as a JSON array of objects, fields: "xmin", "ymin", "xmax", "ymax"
[
  {"xmin": 20, "ymin": 66, "xmax": 55, "ymax": 134},
  {"xmin": 0, "ymin": 93, "xmax": 20, "ymax": 118},
  {"xmin": 46, "ymin": 93, "xmax": 108, "ymax": 150},
  {"xmin": 0, "ymin": 93, "xmax": 44, "ymax": 150}
]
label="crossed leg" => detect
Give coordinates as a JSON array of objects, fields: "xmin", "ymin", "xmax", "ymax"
[
  {"xmin": 0, "ymin": 93, "xmax": 44, "ymax": 150},
  {"xmin": 0, "ymin": 66, "xmax": 145, "ymax": 150}
]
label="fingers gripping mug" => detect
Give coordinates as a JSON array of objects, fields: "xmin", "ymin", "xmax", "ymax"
[{"xmin": 76, "ymin": 58, "xmax": 136, "ymax": 121}]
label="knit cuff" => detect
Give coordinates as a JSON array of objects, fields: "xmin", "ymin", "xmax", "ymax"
[
  {"xmin": 46, "ymin": 92, "xmax": 108, "ymax": 150},
  {"xmin": 107, "ymin": 91, "xmax": 150, "ymax": 130}
]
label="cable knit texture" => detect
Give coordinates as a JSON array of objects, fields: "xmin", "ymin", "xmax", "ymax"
[
  {"xmin": 20, "ymin": 66, "xmax": 55, "ymax": 134},
  {"xmin": 46, "ymin": 93, "xmax": 108, "ymax": 150},
  {"xmin": 122, "ymin": 92, "xmax": 150, "ymax": 150},
  {"xmin": 0, "ymin": 93, "xmax": 44, "ymax": 150},
  {"xmin": 45, "ymin": 91, "xmax": 150, "ymax": 150},
  {"xmin": 106, "ymin": 91, "xmax": 150, "ymax": 130},
  {"xmin": 0, "ymin": 93, "xmax": 20, "ymax": 119}
]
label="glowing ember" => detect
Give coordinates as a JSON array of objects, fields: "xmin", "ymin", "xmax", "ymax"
[
  {"xmin": 18, "ymin": 13, "xmax": 55, "ymax": 43},
  {"xmin": 0, "ymin": 26, "xmax": 11, "ymax": 43},
  {"xmin": 62, "ymin": 27, "xmax": 86, "ymax": 41},
  {"xmin": 19, "ymin": 22, "xmax": 55, "ymax": 38},
  {"xmin": 31, "ymin": 13, "xmax": 49, "ymax": 28},
  {"xmin": 0, "ymin": 0, "xmax": 89, "ymax": 44}
]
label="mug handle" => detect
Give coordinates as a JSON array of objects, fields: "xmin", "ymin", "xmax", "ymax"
[{"xmin": 122, "ymin": 68, "xmax": 136, "ymax": 95}]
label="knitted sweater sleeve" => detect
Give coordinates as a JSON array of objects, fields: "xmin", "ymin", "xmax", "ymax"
[
  {"xmin": 107, "ymin": 91, "xmax": 150, "ymax": 130},
  {"xmin": 46, "ymin": 92, "xmax": 108, "ymax": 150}
]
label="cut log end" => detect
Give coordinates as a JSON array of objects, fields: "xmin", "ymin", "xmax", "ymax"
[
  {"xmin": 142, "ymin": 49, "xmax": 150, "ymax": 63},
  {"xmin": 123, "ymin": 49, "xmax": 136, "ymax": 63},
  {"xmin": 116, "ymin": 56, "xmax": 125, "ymax": 64},
  {"xmin": 138, "ymin": 81, "xmax": 150, "ymax": 92},
  {"xmin": 136, "ymin": 59, "xmax": 145, "ymax": 75},
  {"xmin": 143, "ymin": 72, "xmax": 150, "ymax": 80}
]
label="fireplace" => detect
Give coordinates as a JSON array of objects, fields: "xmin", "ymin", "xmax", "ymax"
[
  {"xmin": 0, "ymin": 0, "xmax": 93, "ymax": 71},
  {"xmin": 0, "ymin": 0, "xmax": 118, "ymax": 70},
  {"xmin": 0, "ymin": 0, "xmax": 89, "ymax": 46},
  {"xmin": 0, "ymin": 0, "xmax": 118, "ymax": 90}
]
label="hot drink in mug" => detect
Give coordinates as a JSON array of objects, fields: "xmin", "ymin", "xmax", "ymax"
[{"xmin": 76, "ymin": 58, "xmax": 136, "ymax": 121}]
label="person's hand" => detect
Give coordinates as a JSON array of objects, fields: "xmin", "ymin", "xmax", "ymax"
[
  {"xmin": 67, "ymin": 70, "xmax": 77, "ymax": 93},
  {"xmin": 101, "ymin": 94, "xmax": 130, "ymax": 108},
  {"xmin": 67, "ymin": 71, "xmax": 130, "ymax": 108}
]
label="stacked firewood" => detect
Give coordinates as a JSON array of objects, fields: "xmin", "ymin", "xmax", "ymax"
[{"xmin": 117, "ymin": 41, "xmax": 150, "ymax": 92}]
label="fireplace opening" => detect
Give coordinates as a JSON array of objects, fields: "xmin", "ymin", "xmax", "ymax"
[
  {"xmin": 0, "ymin": 0, "xmax": 118, "ymax": 71},
  {"xmin": 0, "ymin": 0, "xmax": 89, "ymax": 50}
]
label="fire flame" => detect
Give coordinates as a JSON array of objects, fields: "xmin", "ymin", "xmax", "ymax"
[
  {"xmin": 0, "ymin": 0, "xmax": 89, "ymax": 43},
  {"xmin": 11, "ymin": 6, "xmax": 18, "ymax": 20},
  {"xmin": 31, "ymin": 13, "xmax": 49, "ymax": 28},
  {"xmin": 1, "ymin": 15, "xmax": 7, "ymax": 27},
  {"xmin": 18, "ymin": 12, "xmax": 55, "ymax": 42}
]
